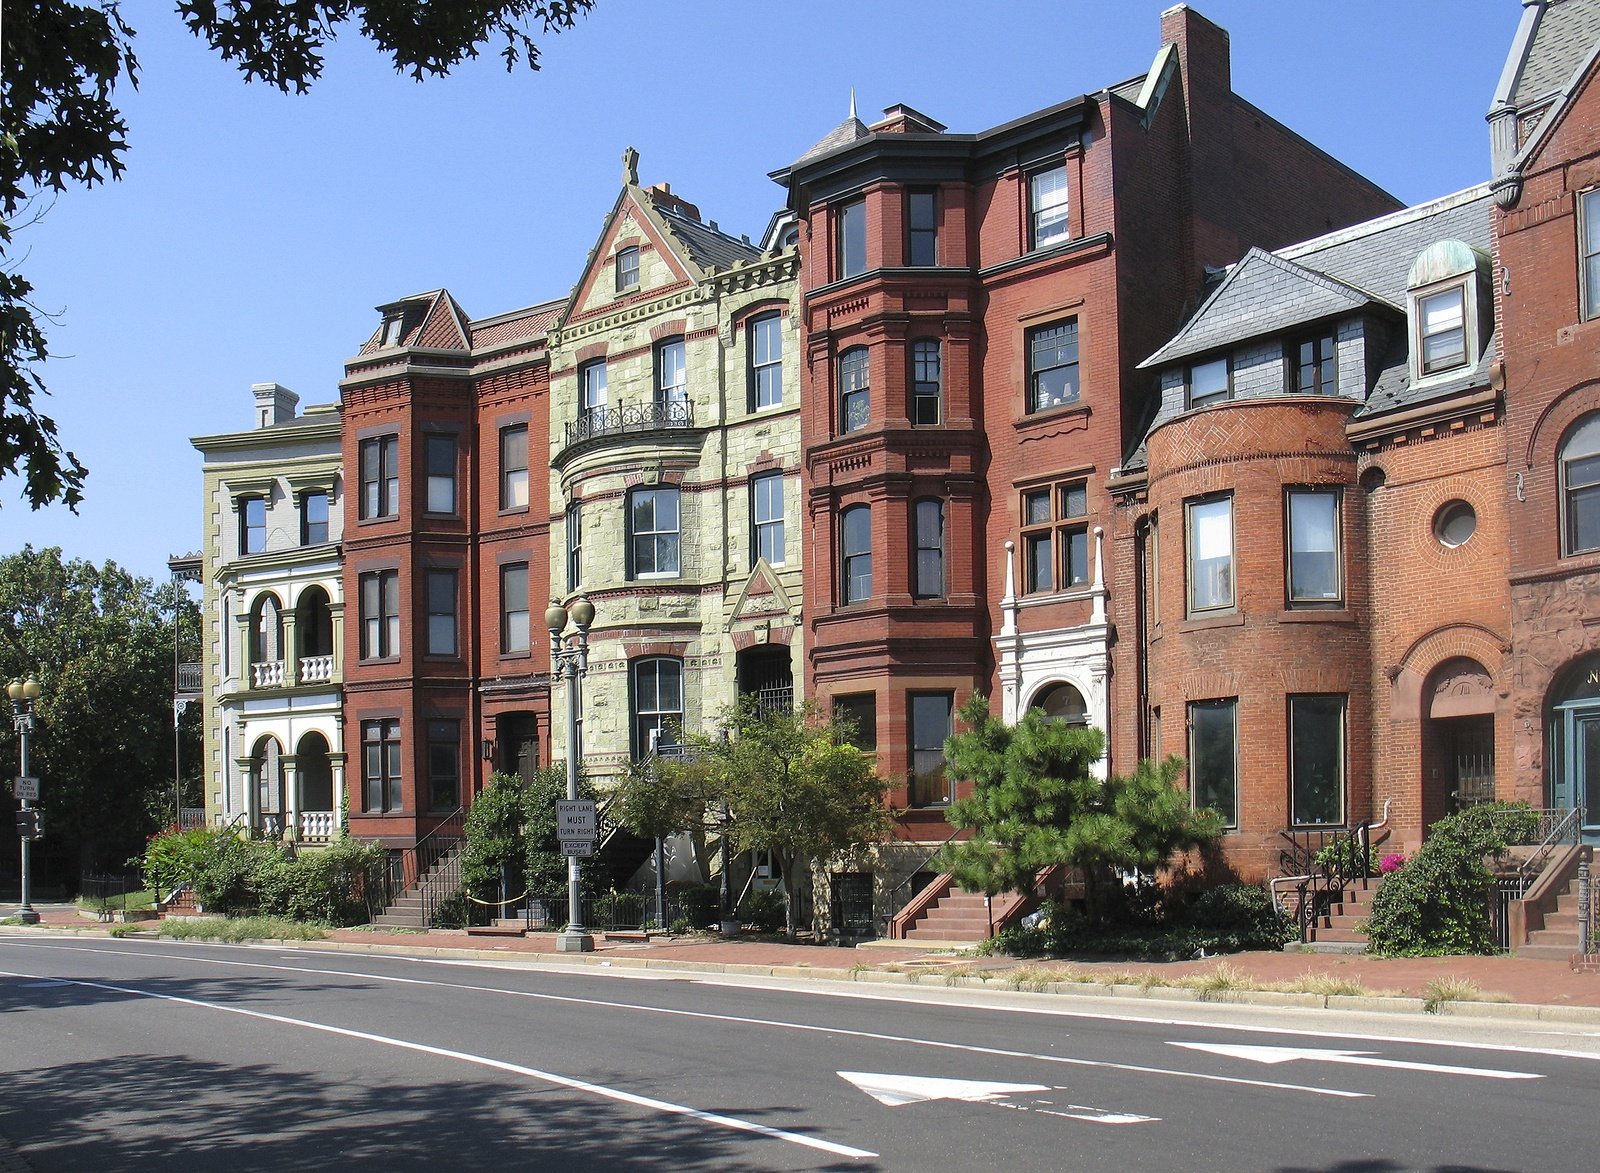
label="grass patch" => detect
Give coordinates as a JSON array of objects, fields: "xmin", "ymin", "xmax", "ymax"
[
  {"xmin": 1182, "ymin": 962, "xmax": 1250, "ymax": 998},
  {"xmin": 77, "ymin": 889, "xmax": 156, "ymax": 914},
  {"xmin": 1271, "ymin": 971, "xmax": 1381, "ymax": 997},
  {"xmin": 340, "ymin": 924, "xmax": 425, "ymax": 935},
  {"xmin": 158, "ymin": 916, "xmax": 327, "ymax": 943},
  {"xmin": 0, "ymin": 916, "xmax": 21, "ymax": 927},
  {"xmin": 1422, "ymin": 977, "xmax": 1511, "ymax": 1013}
]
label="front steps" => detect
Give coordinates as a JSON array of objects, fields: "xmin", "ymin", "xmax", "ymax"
[
  {"xmin": 1515, "ymin": 870, "xmax": 1587, "ymax": 960},
  {"xmin": 373, "ymin": 842, "xmax": 464, "ymax": 929}
]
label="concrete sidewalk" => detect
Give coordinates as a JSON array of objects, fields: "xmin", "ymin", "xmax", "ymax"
[{"xmin": 9, "ymin": 901, "xmax": 1599, "ymax": 1021}]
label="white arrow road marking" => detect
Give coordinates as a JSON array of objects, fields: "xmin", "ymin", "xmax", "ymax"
[
  {"xmin": 1170, "ymin": 1042, "xmax": 1544, "ymax": 1080},
  {"xmin": 841, "ymin": 1071, "xmax": 1049, "ymax": 1106},
  {"xmin": 838, "ymin": 1072, "xmax": 1159, "ymax": 1124},
  {"xmin": 0, "ymin": 968, "xmax": 877, "ymax": 1160}
]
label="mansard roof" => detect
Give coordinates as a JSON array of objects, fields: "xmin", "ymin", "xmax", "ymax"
[
  {"xmin": 795, "ymin": 114, "xmax": 871, "ymax": 164},
  {"xmin": 1137, "ymin": 249, "xmax": 1381, "ymax": 369},
  {"xmin": 469, "ymin": 298, "xmax": 563, "ymax": 351},
  {"xmin": 1503, "ymin": 0, "xmax": 1600, "ymax": 112}
]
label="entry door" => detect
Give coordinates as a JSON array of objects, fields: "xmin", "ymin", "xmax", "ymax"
[{"xmin": 1552, "ymin": 703, "xmax": 1600, "ymax": 844}]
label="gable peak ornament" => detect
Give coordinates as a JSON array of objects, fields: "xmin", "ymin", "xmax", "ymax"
[{"xmin": 622, "ymin": 146, "xmax": 640, "ymax": 186}]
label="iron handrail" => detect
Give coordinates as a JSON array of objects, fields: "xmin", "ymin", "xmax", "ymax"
[
  {"xmin": 877, "ymin": 821, "xmax": 965, "ymax": 932},
  {"xmin": 1512, "ymin": 805, "xmax": 1585, "ymax": 895}
]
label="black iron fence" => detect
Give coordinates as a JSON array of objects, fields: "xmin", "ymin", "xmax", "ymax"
[
  {"xmin": 563, "ymin": 400, "xmax": 695, "ymax": 449},
  {"xmin": 520, "ymin": 889, "xmax": 720, "ymax": 934},
  {"xmin": 80, "ymin": 873, "xmax": 142, "ymax": 922}
]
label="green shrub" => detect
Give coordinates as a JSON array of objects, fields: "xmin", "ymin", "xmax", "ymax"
[
  {"xmin": 673, "ymin": 883, "xmax": 720, "ymax": 929},
  {"xmin": 282, "ymin": 839, "xmax": 387, "ymax": 926},
  {"xmin": 158, "ymin": 916, "xmax": 325, "ymax": 943},
  {"xmin": 1183, "ymin": 884, "xmax": 1297, "ymax": 950},
  {"xmin": 593, "ymin": 890, "xmax": 645, "ymax": 928},
  {"xmin": 1314, "ymin": 838, "xmax": 1376, "ymax": 877},
  {"xmin": 740, "ymin": 886, "xmax": 786, "ymax": 933},
  {"xmin": 1364, "ymin": 802, "xmax": 1537, "ymax": 956},
  {"xmin": 138, "ymin": 827, "xmax": 228, "ymax": 897}
]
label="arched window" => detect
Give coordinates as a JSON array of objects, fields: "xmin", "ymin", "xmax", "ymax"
[
  {"xmin": 1031, "ymin": 682, "xmax": 1088, "ymax": 726},
  {"xmin": 1561, "ymin": 413, "xmax": 1600, "ymax": 555},
  {"xmin": 250, "ymin": 593, "xmax": 283, "ymax": 665},
  {"xmin": 841, "ymin": 505, "xmax": 872, "ymax": 604},
  {"xmin": 631, "ymin": 658, "xmax": 684, "ymax": 760}
]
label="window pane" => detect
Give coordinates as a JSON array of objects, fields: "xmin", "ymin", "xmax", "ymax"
[
  {"xmin": 1065, "ymin": 527, "xmax": 1089, "ymax": 586},
  {"xmin": 842, "ymin": 506, "xmax": 872, "ymax": 602},
  {"xmin": 908, "ymin": 190, "xmax": 937, "ymax": 266},
  {"xmin": 1190, "ymin": 699, "xmax": 1237, "ymax": 826},
  {"xmin": 1189, "ymin": 497, "xmax": 1234, "ymax": 611},
  {"xmin": 1290, "ymin": 695, "xmax": 1345, "ymax": 825},
  {"xmin": 1288, "ymin": 491, "xmax": 1340, "ymax": 602},
  {"xmin": 1060, "ymin": 483, "xmax": 1086, "ymax": 518},
  {"xmin": 834, "ymin": 694, "xmax": 877, "ymax": 750},
  {"xmin": 912, "ymin": 339, "xmax": 941, "ymax": 424},
  {"xmin": 838, "ymin": 199, "xmax": 866, "ymax": 278},
  {"xmin": 839, "ymin": 348, "xmax": 869, "ymax": 432},
  {"xmin": 750, "ymin": 313, "xmax": 783, "ymax": 410},
  {"xmin": 1030, "ymin": 321, "xmax": 1079, "ymax": 411},
  {"xmin": 657, "ymin": 339, "xmax": 687, "ymax": 410},
  {"xmin": 616, "ymin": 247, "xmax": 639, "ymax": 290},
  {"xmin": 502, "ymin": 564, "xmax": 529, "ymax": 653},
  {"xmin": 1030, "ymin": 166, "xmax": 1069, "ymax": 247},
  {"xmin": 1189, "ymin": 358, "xmax": 1229, "ymax": 405},
  {"xmin": 910, "ymin": 693, "xmax": 953, "ymax": 806},
  {"xmin": 915, "ymin": 499, "xmax": 944, "ymax": 598},
  {"xmin": 1024, "ymin": 490, "xmax": 1051, "ymax": 526},
  {"xmin": 303, "ymin": 492, "xmax": 329, "ymax": 544},
  {"xmin": 1420, "ymin": 287, "xmax": 1467, "ymax": 373},
  {"xmin": 426, "ymin": 435, "xmax": 455, "ymax": 513},
  {"xmin": 1026, "ymin": 533, "xmax": 1052, "ymax": 592}
]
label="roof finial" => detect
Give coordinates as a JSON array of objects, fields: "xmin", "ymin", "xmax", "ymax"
[
  {"xmin": 622, "ymin": 145, "xmax": 639, "ymax": 186},
  {"xmin": 849, "ymin": 88, "xmax": 857, "ymax": 120}
]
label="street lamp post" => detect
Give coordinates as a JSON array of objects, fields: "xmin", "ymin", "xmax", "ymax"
[
  {"xmin": 8, "ymin": 674, "xmax": 42, "ymax": 925},
  {"xmin": 545, "ymin": 595, "xmax": 596, "ymax": 953}
]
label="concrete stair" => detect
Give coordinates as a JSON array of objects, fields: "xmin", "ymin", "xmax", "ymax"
[
  {"xmin": 1516, "ymin": 876, "xmax": 1585, "ymax": 961},
  {"xmin": 373, "ymin": 843, "xmax": 464, "ymax": 929},
  {"xmin": 899, "ymin": 888, "xmax": 1015, "ymax": 942}
]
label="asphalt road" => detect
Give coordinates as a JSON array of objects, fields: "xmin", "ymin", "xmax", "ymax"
[{"xmin": 2, "ymin": 934, "xmax": 1597, "ymax": 1172}]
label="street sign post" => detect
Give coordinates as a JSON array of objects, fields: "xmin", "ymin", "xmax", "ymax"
[
  {"xmin": 13, "ymin": 776, "xmax": 38, "ymax": 801},
  {"xmin": 556, "ymin": 799, "xmax": 596, "ymax": 836},
  {"xmin": 559, "ymin": 838, "xmax": 596, "ymax": 858}
]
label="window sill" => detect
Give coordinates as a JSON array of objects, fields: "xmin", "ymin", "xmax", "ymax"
[
  {"xmin": 497, "ymin": 505, "xmax": 531, "ymax": 518},
  {"xmin": 1016, "ymin": 402, "xmax": 1090, "ymax": 432},
  {"xmin": 358, "ymin": 655, "xmax": 402, "ymax": 666},
  {"xmin": 1277, "ymin": 607, "xmax": 1355, "ymax": 624},
  {"xmin": 498, "ymin": 650, "xmax": 533, "ymax": 662},
  {"xmin": 1178, "ymin": 611, "xmax": 1244, "ymax": 632},
  {"xmin": 423, "ymin": 653, "xmax": 463, "ymax": 662},
  {"xmin": 357, "ymin": 514, "xmax": 399, "ymax": 527}
]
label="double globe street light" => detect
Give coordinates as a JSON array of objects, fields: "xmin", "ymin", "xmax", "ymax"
[
  {"xmin": 545, "ymin": 595, "xmax": 596, "ymax": 953},
  {"xmin": 8, "ymin": 674, "xmax": 42, "ymax": 926}
]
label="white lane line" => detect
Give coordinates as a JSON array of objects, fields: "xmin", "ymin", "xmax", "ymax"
[
  {"xmin": 0, "ymin": 942, "xmax": 1366, "ymax": 1099},
  {"xmin": 0, "ymin": 966, "xmax": 876, "ymax": 1160}
]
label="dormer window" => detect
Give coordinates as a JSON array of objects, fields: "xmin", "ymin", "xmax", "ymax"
[
  {"xmin": 380, "ymin": 315, "xmax": 405, "ymax": 347},
  {"xmin": 1405, "ymin": 240, "xmax": 1488, "ymax": 383},
  {"xmin": 1291, "ymin": 333, "xmax": 1337, "ymax": 395},
  {"xmin": 1187, "ymin": 357, "xmax": 1231, "ymax": 409},
  {"xmin": 1418, "ymin": 287, "xmax": 1467, "ymax": 375},
  {"xmin": 1029, "ymin": 165, "xmax": 1069, "ymax": 249},
  {"xmin": 616, "ymin": 246, "xmax": 640, "ymax": 292}
]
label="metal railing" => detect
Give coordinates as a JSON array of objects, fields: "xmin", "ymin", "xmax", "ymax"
[
  {"xmin": 378, "ymin": 807, "xmax": 467, "ymax": 926},
  {"xmin": 81, "ymin": 873, "xmax": 143, "ymax": 922},
  {"xmin": 175, "ymin": 661, "xmax": 203, "ymax": 695},
  {"xmin": 875, "ymin": 823, "xmax": 964, "ymax": 937},
  {"xmin": 520, "ymin": 891, "xmax": 716, "ymax": 934},
  {"xmin": 1278, "ymin": 814, "xmax": 1386, "ymax": 943},
  {"xmin": 564, "ymin": 400, "xmax": 695, "ymax": 449}
]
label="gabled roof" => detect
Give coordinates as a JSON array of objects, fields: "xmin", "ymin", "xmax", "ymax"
[
  {"xmin": 1502, "ymin": 0, "xmax": 1600, "ymax": 112},
  {"xmin": 357, "ymin": 289, "xmax": 469, "ymax": 355},
  {"xmin": 1137, "ymin": 248, "xmax": 1383, "ymax": 369}
]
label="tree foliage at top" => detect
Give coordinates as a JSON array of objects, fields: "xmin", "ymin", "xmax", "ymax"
[
  {"xmin": 0, "ymin": 544, "xmax": 200, "ymax": 877},
  {"xmin": 0, "ymin": 1, "xmax": 592, "ymax": 510},
  {"xmin": 938, "ymin": 695, "xmax": 1223, "ymax": 914},
  {"xmin": 622, "ymin": 699, "xmax": 890, "ymax": 939}
]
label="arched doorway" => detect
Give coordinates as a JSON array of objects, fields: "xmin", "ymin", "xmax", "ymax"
[
  {"xmin": 1421, "ymin": 657, "xmax": 1496, "ymax": 830},
  {"xmin": 296, "ymin": 586, "xmax": 334, "ymax": 680},
  {"xmin": 296, "ymin": 731, "xmax": 334, "ymax": 840},
  {"xmin": 1547, "ymin": 652, "xmax": 1600, "ymax": 844},
  {"xmin": 251, "ymin": 735, "xmax": 285, "ymax": 837},
  {"xmin": 737, "ymin": 645, "xmax": 793, "ymax": 717},
  {"xmin": 250, "ymin": 593, "xmax": 284, "ymax": 685},
  {"xmin": 1029, "ymin": 681, "xmax": 1089, "ymax": 726}
]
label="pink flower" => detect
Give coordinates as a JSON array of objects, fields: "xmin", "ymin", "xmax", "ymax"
[{"xmin": 1379, "ymin": 853, "xmax": 1407, "ymax": 874}]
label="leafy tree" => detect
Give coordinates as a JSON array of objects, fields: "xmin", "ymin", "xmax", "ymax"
[
  {"xmin": 938, "ymin": 695, "xmax": 1222, "ymax": 917},
  {"xmin": 523, "ymin": 763, "xmax": 599, "ymax": 902},
  {"xmin": 1, "ymin": 1, "xmax": 593, "ymax": 509},
  {"xmin": 460, "ymin": 771, "xmax": 529, "ymax": 904},
  {"xmin": 0, "ymin": 545, "xmax": 200, "ymax": 881},
  {"xmin": 646, "ymin": 699, "xmax": 889, "ymax": 940}
]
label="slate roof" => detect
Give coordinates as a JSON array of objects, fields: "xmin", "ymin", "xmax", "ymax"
[
  {"xmin": 1138, "ymin": 249, "xmax": 1382, "ymax": 369},
  {"xmin": 1511, "ymin": 0, "xmax": 1600, "ymax": 108},
  {"xmin": 649, "ymin": 195, "xmax": 762, "ymax": 273},
  {"xmin": 795, "ymin": 115, "xmax": 870, "ymax": 165},
  {"xmin": 1279, "ymin": 187, "xmax": 1493, "ymax": 305}
]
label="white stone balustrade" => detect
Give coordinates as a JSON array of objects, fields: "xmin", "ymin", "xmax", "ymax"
[
  {"xmin": 299, "ymin": 810, "xmax": 337, "ymax": 841},
  {"xmin": 299, "ymin": 655, "xmax": 335, "ymax": 684},
  {"xmin": 251, "ymin": 660, "xmax": 284, "ymax": 688}
]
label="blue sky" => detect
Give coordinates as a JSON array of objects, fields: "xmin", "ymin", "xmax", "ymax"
[{"xmin": 0, "ymin": 0, "xmax": 1523, "ymax": 583}]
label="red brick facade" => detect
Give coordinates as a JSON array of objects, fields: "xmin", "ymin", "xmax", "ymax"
[{"xmin": 782, "ymin": 6, "xmax": 1399, "ymax": 853}]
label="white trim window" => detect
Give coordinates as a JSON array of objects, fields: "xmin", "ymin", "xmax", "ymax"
[
  {"xmin": 1582, "ymin": 189, "xmax": 1600, "ymax": 320},
  {"xmin": 1562, "ymin": 414, "xmax": 1600, "ymax": 555},
  {"xmin": 1286, "ymin": 489, "xmax": 1341, "ymax": 606},
  {"xmin": 1187, "ymin": 495, "xmax": 1234, "ymax": 613},
  {"xmin": 1029, "ymin": 165, "xmax": 1069, "ymax": 248},
  {"xmin": 629, "ymin": 486, "xmax": 681, "ymax": 578},
  {"xmin": 751, "ymin": 472, "xmax": 785, "ymax": 567},
  {"xmin": 1418, "ymin": 286, "xmax": 1468, "ymax": 375},
  {"xmin": 655, "ymin": 337, "xmax": 688, "ymax": 414}
]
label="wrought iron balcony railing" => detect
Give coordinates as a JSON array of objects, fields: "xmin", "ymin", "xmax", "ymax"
[{"xmin": 564, "ymin": 400, "xmax": 695, "ymax": 450}]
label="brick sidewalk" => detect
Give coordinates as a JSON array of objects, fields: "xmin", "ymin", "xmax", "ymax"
[{"xmin": 13, "ymin": 903, "xmax": 1599, "ymax": 1014}]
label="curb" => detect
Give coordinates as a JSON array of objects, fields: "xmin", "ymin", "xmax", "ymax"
[{"xmin": 13, "ymin": 923, "xmax": 1600, "ymax": 1027}]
